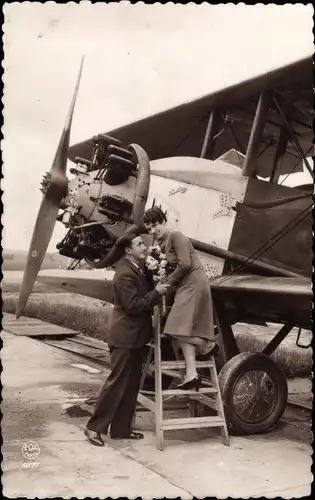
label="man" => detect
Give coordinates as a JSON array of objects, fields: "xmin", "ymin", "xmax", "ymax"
[{"xmin": 84, "ymin": 229, "xmax": 169, "ymax": 446}]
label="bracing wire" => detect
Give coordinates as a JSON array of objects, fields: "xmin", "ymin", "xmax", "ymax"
[
  {"xmin": 173, "ymin": 113, "xmax": 208, "ymax": 154},
  {"xmin": 214, "ymin": 140, "xmax": 313, "ymax": 283},
  {"xmin": 215, "ymin": 203, "xmax": 312, "ymax": 286},
  {"xmin": 279, "ymin": 146, "xmax": 314, "ymax": 185}
]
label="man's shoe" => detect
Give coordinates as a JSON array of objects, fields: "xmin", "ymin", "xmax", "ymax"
[
  {"xmin": 84, "ymin": 428, "xmax": 104, "ymax": 446},
  {"xmin": 111, "ymin": 431, "xmax": 144, "ymax": 440}
]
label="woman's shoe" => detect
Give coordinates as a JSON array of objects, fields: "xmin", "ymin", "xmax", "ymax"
[
  {"xmin": 177, "ymin": 375, "xmax": 202, "ymax": 391},
  {"xmin": 196, "ymin": 343, "xmax": 219, "ymax": 361}
]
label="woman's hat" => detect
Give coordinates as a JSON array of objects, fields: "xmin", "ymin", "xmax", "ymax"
[{"xmin": 102, "ymin": 224, "xmax": 148, "ymax": 267}]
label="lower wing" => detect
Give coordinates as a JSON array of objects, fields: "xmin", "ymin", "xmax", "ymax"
[
  {"xmin": 36, "ymin": 269, "xmax": 115, "ymax": 303},
  {"xmin": 36, "ymin": 270, "xmax": 312, "ymax": 329},
  {"xmin": 210, "ymin": 275, "xmax": 312, "ymax": 329}
]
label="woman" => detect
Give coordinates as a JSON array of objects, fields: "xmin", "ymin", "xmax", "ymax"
[{"xmin": 144, "ymin": 206, "xmax": 217, "ymax": 390}]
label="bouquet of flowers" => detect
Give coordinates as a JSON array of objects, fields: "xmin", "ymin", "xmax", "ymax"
[{"xmin": 145, "ymin": 244, "xmax": 175, "ymax": 315}]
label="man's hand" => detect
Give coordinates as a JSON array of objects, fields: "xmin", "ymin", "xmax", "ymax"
[{"xmin": 155, "ymin": 283, "xmax": 170, "ymax": 295}]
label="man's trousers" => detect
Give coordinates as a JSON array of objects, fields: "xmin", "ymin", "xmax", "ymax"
[{"xmin": 86, "ymin": 346, "xmax": 146, "ymax": 437}]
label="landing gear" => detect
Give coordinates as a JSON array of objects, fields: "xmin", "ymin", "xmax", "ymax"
[
  {"xmin": 84, "ymin": 254, "xmax": 111, "ymax": 269},
  {"xmin": 218, "ymin": 352, "xmax": 288, "ymax": 435}
]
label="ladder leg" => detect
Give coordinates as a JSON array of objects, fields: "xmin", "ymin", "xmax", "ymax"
[
  {"xmin": 188, "ymin": 399, "xmax": 202, "ymax": 417},
  {"xmin": 209, "ymin": 360, "xmax": 230, "ymax": 446},
  {"xmin": 154, "ymin": 306, "xmax": 164, "ymax": 450},
  {"xmin": 140, "ymin": 345, "xmax": 154, "ymax": 391},
  {"xmin": 133, "ymin": 345, "xmax": 154, "ymax": 429},
  {"xmin": 173, "ymin": 340, "xmax": 195, "ymax": 417},
  {"xmin": 172, "ymin": 340, "xmax": 185, "ymax": 382},
  {"xmin": 221, "ymin": 422, "xmax": 230, "ymax": 446}
]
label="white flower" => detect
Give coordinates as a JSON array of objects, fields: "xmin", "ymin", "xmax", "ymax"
[
  {"xmin": 145, "ymin": 255, "xmax": 159, "ymax": 270},
  {"xmin": 152, "ymin": 245, "xmax": 162, "ymax": 253}
]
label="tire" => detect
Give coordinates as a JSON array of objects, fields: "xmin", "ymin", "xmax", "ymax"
[{"xmin": 218, "ymin": 352, "xmax": 288, "ymax": 435}]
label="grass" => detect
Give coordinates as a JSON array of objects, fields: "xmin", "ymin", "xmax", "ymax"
[
  {"xmin": 2, "ymin": 284, "xmax": 312, "ymax": 378},
  {"xmin": 234, "ymin": 328, "xmax": 312, "ymax": 379},
  {"xmin": 1, "ymin": 281, "xmax": 62, "ymax": 294},
  {"xmin": 2, "ymin": 293, "xmax": 113, "ymax": 342}
]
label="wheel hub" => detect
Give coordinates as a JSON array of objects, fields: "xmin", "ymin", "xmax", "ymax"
[{"xmin": 232, "ymin": 370, "xmax": 277, "ymax": 424}]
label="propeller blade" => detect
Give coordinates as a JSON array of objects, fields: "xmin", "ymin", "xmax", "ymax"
[
  {"xmin": 16, "ymin": 195, "xmax": 64, "ymax": 319},
  {"xmin": 50, "ymin": 55, "xmax": 85, "ymax": 177},
  {"xmin": 130, "ymin": 144, "xmax": 150, "ymax": 231},
  {"xmin": 16, "ymin": 57, "xmax": 85, "ymax": 319}
]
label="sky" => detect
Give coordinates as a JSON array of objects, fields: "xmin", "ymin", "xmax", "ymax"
[{"xmin": 2, "ymin": 2, "xmax": 313, "ymax": 251}]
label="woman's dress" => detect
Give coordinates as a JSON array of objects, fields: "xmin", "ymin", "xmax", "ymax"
[{"xmin": 162, "ymin": 230, "xmax": 214, "ymax": 341}]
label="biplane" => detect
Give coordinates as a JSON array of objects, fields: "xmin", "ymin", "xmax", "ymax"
[{"xmin": 16, "ymin": 55, "xmax": 313, "ymax": 435}]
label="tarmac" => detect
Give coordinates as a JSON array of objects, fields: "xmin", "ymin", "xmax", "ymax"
[{"xmin": 1, "ymin": 329, "xmax": 313, "ymax": 498}]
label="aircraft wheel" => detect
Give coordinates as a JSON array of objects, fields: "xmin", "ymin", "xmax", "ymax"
[{"xmin": 218, "ymin": 352, "xmax": 288, "ymax": 435}]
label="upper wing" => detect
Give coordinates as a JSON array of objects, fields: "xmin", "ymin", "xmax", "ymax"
[
  {"xmin": 210, "ymin": 275, "xmax": 312, "ymax": 329},
  {"xmin": 68, "ymin": 57, "xmax": 313, "ymax": 178}
]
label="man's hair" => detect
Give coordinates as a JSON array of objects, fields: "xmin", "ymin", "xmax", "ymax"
[
  {"xmin": 117, "ymin": 231, "xmax": 140, "ymax": 252},
  {"xmin": 99, "ymin": 225, "xmax": 143, "ymax": 266},
  {"xmin": 143, "ymin": 206, "xmax": 167, "ymax": 225}
]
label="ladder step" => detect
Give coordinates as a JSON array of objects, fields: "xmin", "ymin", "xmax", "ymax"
[
  {"xmin": 161, "ymin": 387, "xmax": 217, "ymax": 396},
  {"xmin": 162, "ymin": 416, "xmax": 225, "ymax": 430},
  {"xmin": 160, "ymin": 360, "xmax": 215, "ymax": 369}
]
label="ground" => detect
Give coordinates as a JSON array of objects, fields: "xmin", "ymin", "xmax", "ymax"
[{"xmin": 1, "ymin": 329, "xmax": 312, "ymax": 499}]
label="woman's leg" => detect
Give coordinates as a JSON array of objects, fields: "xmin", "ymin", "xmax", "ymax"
[
  {"xmin": 171, "ymin": 335, "xmax": 216, "ymax": 381},
  {"xmin": 184, "ymin": 337, "xmax": 205, "ymax": 346},
  {"xmin": 178, "ymin": 341, "xmax": 198, "ymax": 383},
  {"xmin": 178, "ymin": 336, "xmax": 216, "ymax": 356},
  {"xmin": 173, "ymin": 336, "xmax": 214, "ymax": 348}
]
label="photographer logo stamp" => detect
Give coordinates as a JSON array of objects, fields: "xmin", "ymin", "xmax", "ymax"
[{"xmin": 21, "ymin": 441, "xmax": 40, "ymax": 468}]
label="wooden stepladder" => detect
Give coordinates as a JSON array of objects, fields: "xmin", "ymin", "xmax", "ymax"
[{"xmin": 137, "ymin": 305, "xmax": 230, "ymax": 450}]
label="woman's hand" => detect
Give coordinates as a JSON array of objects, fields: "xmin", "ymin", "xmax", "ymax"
[{"xmin": 155, "ymin": 283, "xmax": 170, "ymax": 295}]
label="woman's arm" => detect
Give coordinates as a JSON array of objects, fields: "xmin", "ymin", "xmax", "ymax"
[{"xmin": 166, "ymin": 231, "xmax": 191, "ymax": 287}]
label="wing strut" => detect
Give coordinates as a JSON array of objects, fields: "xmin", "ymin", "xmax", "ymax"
[
  {"xmin": 200, "ymin": 108, "xmax": 222, "ymax": 159},
  {"xmin": 242, "ymin": 91, "xmax": 272, "ymax": 177},
  {"xmin": 269, "ymin": 126, "xmax": 289, "ymax": 183}
]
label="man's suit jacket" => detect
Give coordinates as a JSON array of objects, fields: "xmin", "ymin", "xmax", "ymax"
[{"xmin": 108, "ymin": 258, "xmax": 161, "ymax": 349}]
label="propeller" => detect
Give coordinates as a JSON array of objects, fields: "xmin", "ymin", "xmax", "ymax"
[
  {"xmin": 16, "ymin": 57, "xmax": 85, "ymax": 319},
  {"xmin": 129, "ymin": 143, "xmax": 150, "ymax": 231}
]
